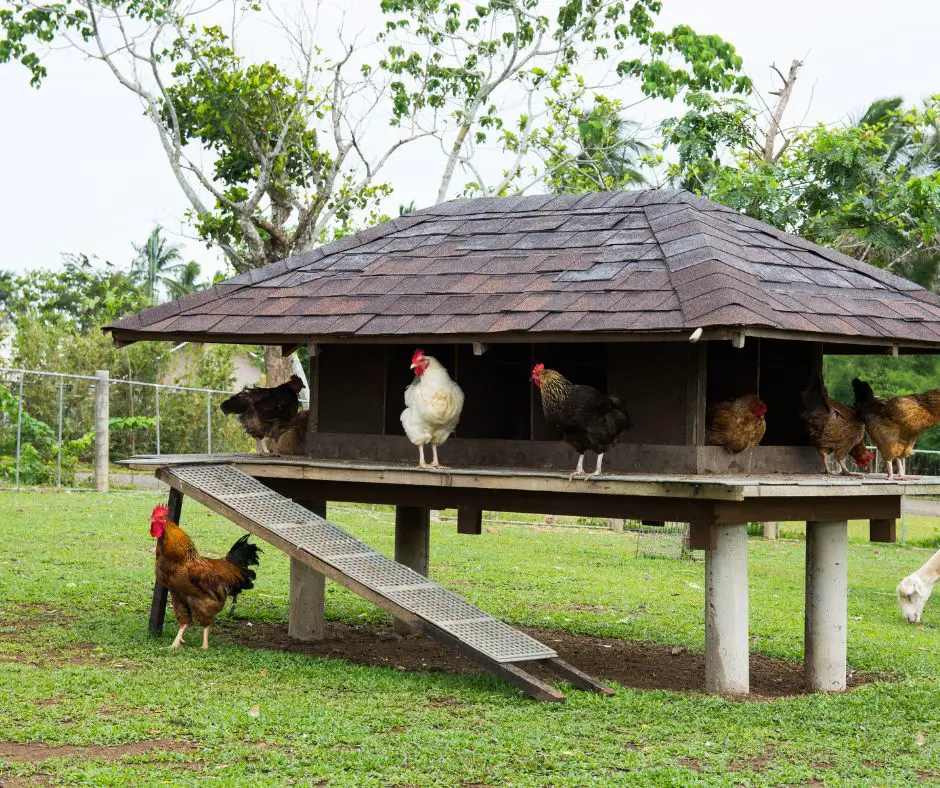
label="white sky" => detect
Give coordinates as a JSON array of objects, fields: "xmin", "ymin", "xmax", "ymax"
[{"xmin": 1, "ymin": 0, "xmax": 938, "ymax": 278}]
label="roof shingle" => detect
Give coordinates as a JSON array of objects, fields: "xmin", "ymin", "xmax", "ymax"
[{"xmin": 105, "ymin": 189, "xmax": 940, "ymax": 347}]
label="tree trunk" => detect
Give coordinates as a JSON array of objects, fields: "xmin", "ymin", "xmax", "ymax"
[{"xmin": 264, "ymin": 346, "xmax": 294, "ymax": 387}]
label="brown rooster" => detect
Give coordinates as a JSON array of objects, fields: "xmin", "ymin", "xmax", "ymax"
[
  {"xmin": 801, "ymin": 370, "xmax": 873, "ymax": 476},
  {"xmin": 531, "ymin": 363, "xmax": 631, "ymax": 477},
  {"xmin": 852, "ymin": 378, "xmax": 940, "ymax": 480},
  {"xmin": 220, "ymin": 375, "xmax": 305, "ymax": 455},
  {"xmin": 150, "ymin": 505, "xmax": 261, "ymax": 649},
  {"xmin": 706, "ymin": 394, "xmax": 767, "ymax": 453}
]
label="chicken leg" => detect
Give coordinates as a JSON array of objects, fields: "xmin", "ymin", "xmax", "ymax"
[
  {"xmin": 254, "ymin": 438, "xmax": 266, "ymax": 455},
  {"xmin": 417, "ymin": 445, "xmax": 428, "ymax": 468},
  {"xmin": 837, "ymin": 459, "xmax": 864, "ymax": 477},
  {"xmin": 895, "ymin": 458, "xmax": 920, "ymax": 481},
  {"xmin": 202, "ymin": 627, "xmax": 210, "ymax": 650},
  {"xmin": 430, "ymin": 445, "xmax": 442, "ymax": 468},
  {"xmin": 170, "ymin": 624, "xmax": 188, "ymax": 649},
  {"xmin": 568, "ymin": 454, "xmax": 586, "ymax": 480},
  {"xmin": 587, "ymin": 452, "xmax": 606, "ymax": 478}
]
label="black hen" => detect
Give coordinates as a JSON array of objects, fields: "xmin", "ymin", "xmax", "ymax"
[
  {"xmin": 220, "ymin": 375, "xmax": 305, "ymax": 455},
  {"xmin": 531, "ymin": 363, "xmax": 631, "ymax": 476}
]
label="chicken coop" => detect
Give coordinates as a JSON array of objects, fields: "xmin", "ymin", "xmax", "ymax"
[{"xmin": 108, "ymin": 189, "xmax": 940, "ymax": 699}]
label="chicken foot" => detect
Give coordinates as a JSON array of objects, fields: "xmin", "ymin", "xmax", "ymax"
[
  {"xmin": 586, "ymin": 453, "xmax": 606, "ymax": 479},
  {"xmin": 170, "ymin": 624, "xmax": 188, "ymax": 649},
  {"xmin": 891, "ymin": 458, "xmax": 920, "ymax": 481},
  {"xmin": 837, "ymin": 459, "xmax": 865, "ymax": 477},
  {"xmin": 417, "ymin": 444, "xmax": 445, "ymax": 469}
]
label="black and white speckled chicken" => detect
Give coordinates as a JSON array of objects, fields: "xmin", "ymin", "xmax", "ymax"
[{"xmin": 530, "ymin": 363, "xmax": 631, "ymax": 477}]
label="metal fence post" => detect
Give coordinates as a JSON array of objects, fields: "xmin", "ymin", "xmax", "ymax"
[
  {"xmin": 14, "ymin": 373, "xmax": 24, "ymax": 489},
  {"xmin": 56, "ymin": 378, "xmax": 64, "ymax": 488},
  {"xmin": 206, "ymin": 393, "xmax": 212, "ymax": 454},
  {"xmin": 95, "ymin": 370, "xmax": 110, "ymax": 492},
  {"xmin": 155, "ymin": 386, "xmax": 161, "ymax": 455}
]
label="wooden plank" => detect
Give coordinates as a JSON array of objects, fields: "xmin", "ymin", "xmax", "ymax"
[
  {"xmin": 686, "ymin": 343, "xmax": 707, "ymax": 447},
  {"xmin": 688, "ymin": 521, "xmax": 717, "ymax": 551},
  {"xmin": 304, "ymin": 344, "xmax": 320, "ymax": 453},
  {"xmin": 148, "ymin": 487, "xmax": 183, "ymax": 637},
  {"xmin": 543, "ymin": 658, "xmax": 615, "ymax": 696},
  {"xmin": 260, "ymin": 478, "xmax": 720, "ymax": 522},
  {"xmin": 869, "ymin": 518, "xmax": 897, "ymax": 543},
  {"xmin": 714, "ymin": 496, "xmax": 900, "ymax": 524},
  {"xmin": 457, "ymin": 507, "xmax": 483, "ymax": 535}
]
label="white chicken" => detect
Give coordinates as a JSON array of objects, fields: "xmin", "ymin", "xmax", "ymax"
[{"xmin": 400, "ymin": 349, "xmax": 465, "ymax": 468}]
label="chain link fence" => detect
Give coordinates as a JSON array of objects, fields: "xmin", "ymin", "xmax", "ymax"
[{"xmin": 0, "ymin": 367, "xmax": 250, "ymax": 490}]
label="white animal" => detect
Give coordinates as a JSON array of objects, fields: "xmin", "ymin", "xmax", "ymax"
[
  {"xmin": 897, "ymin": 548, "xmax": 940, "ymax": 624},
  {"xmin": 400, "ymin": 349, "xmax": 464, "ymax": 469}
]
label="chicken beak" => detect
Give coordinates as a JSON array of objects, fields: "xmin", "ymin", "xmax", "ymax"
[{"xmin": 410, "ymin": 363, "xmax": 417, "ymax": 369}]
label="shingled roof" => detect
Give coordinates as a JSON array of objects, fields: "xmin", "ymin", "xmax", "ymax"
[{"xmin": 106, "ymin": 189, "xmax": 940, "ymax": 349}]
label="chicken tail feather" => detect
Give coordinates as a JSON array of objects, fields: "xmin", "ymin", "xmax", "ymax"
[{"xmin": 225, "ymin": 534, "xmax": 261, "ymax": 594}]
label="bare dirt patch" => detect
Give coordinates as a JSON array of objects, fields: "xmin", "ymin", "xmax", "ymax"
[
  {"xmin": 219, "ymin": 619, "xmax": 872, "ymax": 699},
  {"xmin": 0, "ymin": 739, "xmax": 195, "ymax": 764}
]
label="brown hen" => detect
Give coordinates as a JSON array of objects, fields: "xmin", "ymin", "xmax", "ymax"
[
  {"xmin": 801, "ymin": 369, "xmax": 873, "ymax": 475},
  {"xmin": 852, "ymin": 378, "xmax": 940, "ymax": 479},
  {"xmin": 706, "ymin": 394, "xmax": 766, "ymax": 453}
]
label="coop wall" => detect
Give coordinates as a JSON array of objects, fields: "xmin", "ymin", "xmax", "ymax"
[{"xmin": 308, "ymin": 338, "xmax": 823, "ymax": 474}]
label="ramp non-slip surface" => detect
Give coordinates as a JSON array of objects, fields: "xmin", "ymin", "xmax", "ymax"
[{"xmin": 163, "ymin": 464, "xmax": 557, "ymax": 664}]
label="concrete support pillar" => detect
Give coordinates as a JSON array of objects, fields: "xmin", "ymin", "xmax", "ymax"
[
  {"xmin": 609, "ymin": 518, "xmax": 625, "ymax": 533},
  {"xmin": 705, "ymin": 523, "xmax": 749, "ymax": 694},
  {"xmin": 288, "ymin": 500, "xmax": 326, "ymax": 642},
  {"xmin": 805, "ymin": 520, "xmax": 848, "ymax": 692},
  {"xmin": 394, "ymin": 505, "xmax": 430, "ymax": 633},
  {"xmin": 762, "ymin": 521, "xmax": 779, "ymax": 540},
  {"xmin": 94, "ymin": 370, "xmax": 109, "ymax": 492}
]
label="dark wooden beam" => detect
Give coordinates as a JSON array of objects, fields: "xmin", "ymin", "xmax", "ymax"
[
  {"xmin": 281, "ymin": 343, "xmax": 303, "ymax": 356},
  {"xmin": 457, "ymin": 507, "xmax": 483, "ymax": 535},
  {"xmin": 148, "ymin": 486, "xmax": 183, "ymax": 637},
  {"xmin": 688, "ymin": 521, "xmax": 717, "ymax": 551},
  {"xmin": 870, "ymin": 518, "xmax": 897, "ymax": 543}
]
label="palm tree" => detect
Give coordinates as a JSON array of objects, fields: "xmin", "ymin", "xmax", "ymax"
[
  {"xmin": 132, "ymin": 227, "xmax": 185, "ymax": 305},
  {"xmin": 575, "ymin": 108, "xmax": 649, "ymax": 187},
  {"xmin": 165, "ymin": 260, "xmax": 204, "ymax": 300}
]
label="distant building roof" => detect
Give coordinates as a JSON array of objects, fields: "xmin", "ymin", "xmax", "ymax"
[{"xmin": 106, "ymin": 189, "xmax": 940, "ymax": 349}]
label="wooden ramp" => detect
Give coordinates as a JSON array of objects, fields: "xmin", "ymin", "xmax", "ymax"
[{"xmin": 155, "ymin": 464, "xmax": 613, "ymax": 702}]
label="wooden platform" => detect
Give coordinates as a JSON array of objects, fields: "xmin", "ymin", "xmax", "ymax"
[{"xmin": 122, "ymin": 453, "xmax": 940, "ymax": 525}]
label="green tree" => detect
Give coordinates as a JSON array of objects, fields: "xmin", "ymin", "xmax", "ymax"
[
  {"xmin": 0, "ymin": 254, "xmax": 148, "ymax": 332},
  {"xmin": 132, "ymin": 226, "xmax": 185, "ymax": 305},
  {"xmin": 165, "ymin": 260, "xmax": 204, "ymax": 300},
  {"xmin": 540, "ymin": 97, "xmax": 651, "ymax": 193},
  {"xmin": 662, "ymin": 93, "xmax": 940, "ymax": 288}
]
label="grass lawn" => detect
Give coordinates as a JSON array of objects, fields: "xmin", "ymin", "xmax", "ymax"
[{"xmin": 0, "ymin": 490, "xmax": 938, "ymax": 786}]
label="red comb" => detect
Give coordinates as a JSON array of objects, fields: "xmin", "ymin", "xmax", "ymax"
[
  {"xmin": 532, "ymin": 362, "xmax": 545, "ymax": 374},
  {"xmin": 411, "ymin": 348, "xmax": 425, "ymax": 364},
  {"xmin": 151, "ymin": 505, "xmax": 169, "ymax": 519}
]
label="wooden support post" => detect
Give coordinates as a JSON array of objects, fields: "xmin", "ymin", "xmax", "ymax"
[
  {"xmin": 686, "ymin": 343, "xmax": 707, "ymax": 455},
  {"xmin": 148, "ymin": 487, "xmax": 183, "ymax": 637},
  {"xmin": 805, "ymin": 520, "xmax": 848, "ymax": 692},
  {"xmin": 457, "ymin": 507, "xmax": 483, "ymax": 535},
  {"xmin": 688, "ymin": 521, "xmax": 716, "ymax": 551},
  {"xmin": 763, "ymin": 522, "xmax": 779, "ymax": 540},
  {"xmin": 704, "ymin": 524, "xmax": 749, "ymax": 694},
  {"xmin": 394, "ymin": 505, "xmax": 430, "ymax": 633},
  {"xmin": 94, "ymin": 370, "xmax": 110, "ymax": 492},
  {"xmin": 288, "ymin": 499, "xmax": 326, "ymax": 642},
  {"xmin": 608, "ymin": 518, "xmax": 625, "ymax": 533},
  {"xmin": 869, "ymin": 518, "xmax": 896, "ymax": 543}
]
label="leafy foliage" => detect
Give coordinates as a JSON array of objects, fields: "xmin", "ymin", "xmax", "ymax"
[{"xmin": 662, "ymin": 93, "xmax": 940, "ymax": 288}]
